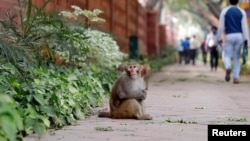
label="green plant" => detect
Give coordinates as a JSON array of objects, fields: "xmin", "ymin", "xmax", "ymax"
[
  {"xmin": 90, "ymin": 65, "xmax": 119, "ymax": 95},
  {"xmin": 0, "ymin": 0, "xmax": 66, "ymax": 77},
  {"xmin": 0, "ymin": 61, "xmax": 118, "ymax": 139},
  {"xmin": 0, "ymin": 94, "xmax": 23, "ymax": 141},
  {"xmin": 0, "ymin": 29, "xmax": 33, "ymax": 79},
  {"xmin": 83, "ymin": 29, "xmax": 126, "ymax": 67},
  {"xmin": 139, "ymin": 46, "xmax": 176, "ymax": 73},
  {"xmin": 22, "ymin": 66, "xmax": 107, "ymax": 129},
  {"xmin": 59, "ymin": 5, "xmax": 127, "ymax": 68},
  {"xmin": 59, "ymin": 5, "xmax": 105, "ymax": 26}
]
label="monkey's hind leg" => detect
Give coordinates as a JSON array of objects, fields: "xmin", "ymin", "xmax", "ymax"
[{"xmin": 137, "ymin": 100, "xmax": 152, "ymax": 120}]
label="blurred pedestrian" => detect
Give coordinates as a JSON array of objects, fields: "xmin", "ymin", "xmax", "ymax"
[
  {"xmin": 177, "ymin": 39, "xmax": 184, "ymax": 64},
  {"xmin": 190, "ymin": 34, "xmax": 200, "ymax": 65},
  {"xmin": 182, "ymin": 37, "xmax": 190, "ymax": 64},
  {"xmin": 200, "ymin": 39, "xmax": 208, "ymax": 65},
  {"xmin": 217, "ymin": 0, "xmax": 249, "ymax": 84},
  {"xmin": 205, "ymin": 26, "xmax": 219, "ymax": 71}
]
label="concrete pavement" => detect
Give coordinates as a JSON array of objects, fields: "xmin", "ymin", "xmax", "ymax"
[{"xmin": 24, "ymin": 61, "xmax": 250, "ymax": 141}]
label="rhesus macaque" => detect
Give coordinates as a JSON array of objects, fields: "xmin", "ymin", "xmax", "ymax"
[
  {"xmin": 117, "ymin": 63, "xmax": 151, "ymax": 90},
  {"xmin": 98, "ymin": 62, "xmax": 152, "ymax": 120}
]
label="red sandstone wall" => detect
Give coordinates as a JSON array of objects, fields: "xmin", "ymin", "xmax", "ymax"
[
  {"xmin": 0, "ymin": 0, "xmax": 166, "ymax": 56},
  {"xmin": 0, "ymin": 0, "xmax": 20, "ymax": 24},
  {"xmin": 137, "ymin": 3, "xmax": 147, "ymax": 54},
  {"xmin": 159, "ymin": 24, "xmax": 167, "ymax": 49},
  {"xmin": 147, "ymin": 10, "xmax": 160, "ymax": 56}
]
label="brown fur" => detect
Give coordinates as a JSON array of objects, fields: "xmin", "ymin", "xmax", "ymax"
[
  {"xmin": 98, "ymin": 63, "xmax": 152, "ymax": 120},
  {"xmin": 141, "ymin": 64, "xmax": 151, "ymax": 90}
]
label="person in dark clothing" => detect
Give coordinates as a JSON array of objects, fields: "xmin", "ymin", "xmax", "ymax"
[
  {"xmin": 205, "ymin": 26, "xmax": 219, "ymax": 71},
  {"xmin": 209, "ymin": 45, "xmax": 219, "ymax": 71},
  {"xmin": 177, "ymin": 39, "xmax": 184, "ymax": 64},
  {"xmin": 182, "ymin": 37, "xmax": 190, "ymax": 64},
  {"xmin": 200, "ymin": 39, "xmax": 207, "ymax": 65}
]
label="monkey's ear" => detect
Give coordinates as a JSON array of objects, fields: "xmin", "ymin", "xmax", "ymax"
[
  {"xmin": 124, "ymin": 64, "xmax": 131, "ymax": 73},
  {"xmin": 117, "ymin": 64, "xmax": 125, "ymax": 72},
  {"xmin": 140, "ymin": 65, "xmax": 146, "ymax": 77},
  {"xmin": 141, "ymin": 64, "xmax": 150, "ymax": 77}
]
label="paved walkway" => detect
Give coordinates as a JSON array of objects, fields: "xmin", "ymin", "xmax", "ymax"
[{"xmin": 24, "ymin": 62, "xmax": 250, "ymax": 141}]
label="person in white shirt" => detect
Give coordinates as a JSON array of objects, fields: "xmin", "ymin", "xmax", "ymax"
[
  {"xmin": 190, "ymin": 34, "xmax": 200, "ymax": 65},
  {"xmin": 205, "ymin": 26, "xmax": 219, "ymax": 71},
  {"xmin": 217, "ymin": 0, "xmax": 249, "ymax": 84}
]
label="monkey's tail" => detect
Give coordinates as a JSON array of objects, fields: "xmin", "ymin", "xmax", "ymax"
[{"xmin": 98, "ymin": 112, "xmax": 110, "ymax": 118}]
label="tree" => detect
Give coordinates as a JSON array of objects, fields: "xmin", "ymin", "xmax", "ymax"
[
  {"xmin": 164, "ymin": 0, "xmax": 227, "ymax": 27},
  {"xmin": 141, "ymin": 0, "xmax": 165, "ymax": 11}
]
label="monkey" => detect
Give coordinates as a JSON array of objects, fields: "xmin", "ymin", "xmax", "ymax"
[
  {"xmin": 117, "ymin": 63, "xmax": 151, "ymax": 90},
  {"xmin": 98, "ymin": 62, "xmax": 152, "ymax": 120}
]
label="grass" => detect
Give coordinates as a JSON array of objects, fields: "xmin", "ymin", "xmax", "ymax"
[
  {"xmin": 176, "ymin": 78, "xmax": 189, "ymax": 82},
  {"xmin": 165, "ymin": 118, "xmax": 197, "ymax": 124},
  {"xmin": 228, "ymin": 117, "xmax": 247, "ymax": 122},
  {"xmin": 95, "ymin": 126, "xmax": 113, "ymax": 131}
]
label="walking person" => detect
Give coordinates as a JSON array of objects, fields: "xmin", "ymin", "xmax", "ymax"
[
  {"xmin": 205, "ymin": 26, "xmax": 219, "ymax": 71},
  {"xmin": 177, "ymin": 39, "xmax": 184, "ymax": 64},
  {"xmin": 182, "ymin": 37, "xmax": 191, "ymax": 64},
  {"xmin": 190, "ymin": 34, "xmax": 200, "ymax": 65},
  {"xmin": 217, "ymin": 0, "xmax": 249, "ymax": 84},
  {"xmin": 200, "ymin": 39, "xmax": 208, "ymax": 65}
]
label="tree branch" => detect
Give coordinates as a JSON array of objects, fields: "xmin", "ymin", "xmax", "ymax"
[
  {"xmin": 206, "ymin": 0, "xmax": 222, "ymax": 19},
  {"xmin": 188, "ymin": 0, "xmax": 219, "ymax": 26}
]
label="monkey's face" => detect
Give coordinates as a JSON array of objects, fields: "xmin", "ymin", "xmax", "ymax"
[{"xmin": 126, "ymin": 64, "xmax": 140, "ymax": 79}]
